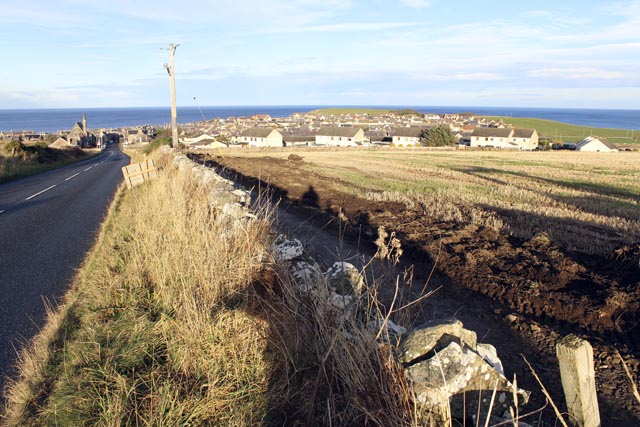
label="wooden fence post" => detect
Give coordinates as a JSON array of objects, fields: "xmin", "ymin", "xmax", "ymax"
[{"xmin": 556, "ymin": 335, "xmax": 600, "ymax": 427}]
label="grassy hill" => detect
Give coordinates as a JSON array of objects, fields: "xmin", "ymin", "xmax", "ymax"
[{"xmin": 483, "ymin": 116, "xmax": 639, "ymax": 145}]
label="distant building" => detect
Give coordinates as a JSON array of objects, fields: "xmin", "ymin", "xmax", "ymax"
[
  {"xmin": 315, "ymin": 126, "xmax": 365, "ymax": 146},
  {"xmin": 182, "ymin": 133, "xmax": 220, "ymax": 147},
  {"xmin": 575, "ymin": 136, "xmax": 618, "ymax": 152},
  {"xmin": 50, "ymin": 137, "xmax": 74, "ymax": 148},
  {"xmin": 470, "ymin": 127, "xmax": 513, "ymax": 148},
  {"xmin": 283, "ymin": 135, "xmax": 315, "ymax": 147},
  {"xmin": 470, "ymin": 127, "xmax": 538, "ymax": 150},
  {"xmin": 511, "ymin": 128, "xmax": 539, "ymax": 150},
  {"xmin": 125, "ymin": 128, "xmax": 150, "ymax": 145},
  {"xmin": 237, "ymin": 127, "xmax": 283, "ymax": 147},
  {"xmin": 392, "ymin": 127, "xmax": 423, "ymax": 147},
  {"xmin": 68, "ymin": 113, "xmax": 88, "ymax": 146}
]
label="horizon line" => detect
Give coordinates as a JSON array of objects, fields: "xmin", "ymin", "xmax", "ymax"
[{"xmin": 2, "ymin": 104, "xmax": 639, "ymax": 112}]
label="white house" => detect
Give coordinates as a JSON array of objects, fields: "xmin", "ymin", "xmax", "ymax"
[
  {"xmin": 237, "ymin": 128, "xmax": 283, "ymax": 147},
  {"xmin": 575, "ymin": 136, "xmax": 618, "ymax": 152},
  {"xmin": 315, "ymin": 127, "xmax": 365, "ymax": 146},
  {"xmin": 182, "ymin": 133, "xmax": 219, "ymax": 147},
  {"xmin": 124, "ymin": 128, "xmax": 150, "ymax": 145},
  {"xmin": 49, "ymin": 137, "xmax": 73, "ymax": 149},
  {"xmin": 470, "ymin": 127, "xmax": 538, "ymax": 150},
  {"xmin": 470, "ymin": 127, "xmax": 513, "ymax": 148},
  {"xmin": 511, "ymin": 128, "xmax": 539, "ymax": 150},
  {"xmin": 392, "ymin": 127, "xmax": 422, "ymax": 147},
  {"xmin": 190, "ymin": 139, "xmax": 227, "ymax": 150}
]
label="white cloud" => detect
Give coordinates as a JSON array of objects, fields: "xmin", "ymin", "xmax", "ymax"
[
  {"xmin": 410, "ymin": 72, "xmax": 505, "ymax": 81},
  {"xmin": 527, "ymin": 68, "xmax": 625, "ymax": 80},
  {"xmin": 258, "ymin": 21, "xmax": 419, "ymax": 34},
  {"xmin": 526, "ymin": 10, "xmax": 552, "ymax": 17},
  {"xmin": 399, "ymin": 0, "xmax": 432, "ymax": 9}
]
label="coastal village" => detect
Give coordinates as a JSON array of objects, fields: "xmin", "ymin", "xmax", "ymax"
[{"xmin": 0, "ymin": 109, "xmax": 627, "ymax": 153}]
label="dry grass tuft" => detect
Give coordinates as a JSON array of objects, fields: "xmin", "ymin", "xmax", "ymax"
[{"xmin": 251, "ymin": 261, "xmax": 422, "ymax": 426}]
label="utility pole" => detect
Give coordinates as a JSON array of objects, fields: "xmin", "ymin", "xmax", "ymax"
[{"xmin": 164, "ymin": 44, "xmax": 179, "ymax": 148}]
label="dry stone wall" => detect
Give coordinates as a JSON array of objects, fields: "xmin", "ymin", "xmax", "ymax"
[{"xmin": 163, "ymin": 146, "xmax": 531, "ymax": 426}]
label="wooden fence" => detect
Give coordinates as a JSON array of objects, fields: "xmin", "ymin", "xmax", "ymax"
[{"xmin": 121, "ymin": 159, "xmax": 157, "ymax": 189}]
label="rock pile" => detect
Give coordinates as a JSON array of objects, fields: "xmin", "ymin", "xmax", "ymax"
[
  {"xmin": 400, "ymin": 318, "xmax": 529, "ymax": 423},
  {"xmin": 274, "ymin": 236, "xmax": 530, "ymax": 425}
]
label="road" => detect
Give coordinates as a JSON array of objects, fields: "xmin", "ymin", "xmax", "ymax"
[{"xmin": 0, "ymin": 144, "xmax": 129, "ymax": 396}]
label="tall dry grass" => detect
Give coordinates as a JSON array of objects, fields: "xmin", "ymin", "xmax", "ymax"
[
  {"xmin": 2, "ymin": 152, "xmax": 272, "ymax": 425},
  {"xmin": 3, "ymin": 150, "xmax": 421, "ymax": 426},
  {"xmin": 254, "ymin": 260, "xmax": 422, "ymax": 426}
]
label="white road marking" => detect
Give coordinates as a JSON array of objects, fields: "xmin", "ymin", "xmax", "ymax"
[
  {"xmin": 84, "ymin": 166, "xmax": 92, "ymax": 171},
  {"xmin": 25, "ymin": 185, "xmax": 56, "ymax": 201},
  {"xmin": 65, "ymin": 172, "xmax": 81, "ymax": 181}
]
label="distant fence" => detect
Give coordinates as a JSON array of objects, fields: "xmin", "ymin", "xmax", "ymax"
[{"xmin": 121, "ymin": 160, "xmax": 157, "ymax": 189}]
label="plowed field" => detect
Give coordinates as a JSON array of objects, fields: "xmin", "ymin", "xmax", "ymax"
[{"xmin": 192, "ymin": 147, "xmax": 640, "ymax": 424}]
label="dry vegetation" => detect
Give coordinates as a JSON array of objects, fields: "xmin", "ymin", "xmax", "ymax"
[
  {"xmin": 217, "ymin": 148, "xmax": 640, "ymax": 256},
  {"xmin": 2, "ymin": 149, "xmax": 418, "ymax": 426},
  {"xmin": 0, "ymin": 140, "xmax": 93, "ymax": 184}
]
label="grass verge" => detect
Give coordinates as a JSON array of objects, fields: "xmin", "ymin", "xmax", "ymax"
[
  {"xmin": 0, "ymin": 144, "xmax": 98, "ymax": 184},
  {"xmin": 2, "ymin": 151, "xmax": 272, "ymax": 425},
  {"xmin": 2, "ymin": 149, "xmax": 417, "ymax": 426}
]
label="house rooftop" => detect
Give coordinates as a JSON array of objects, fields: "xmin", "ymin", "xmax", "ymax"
[
  {"xmin": 240, "ymin": 127, "xmax": 278, "ymax": 138},
  {"xmin": 512, "ymin": 128, "xmax": 536, "ymax": 138},
  {"xmin": 577, "ymin": 136, "xmax": 618, "ymax": 150},
  {"xmin": 471, "ymin": 127, "xmax": 513, "ymax": 138},
  {"xmin": 316, "ymin": 126, "xmax": 363, "ymax": 137},
  {"xmin": 393, "ymin": 127, "xmax": 423, "ymax": 138}
]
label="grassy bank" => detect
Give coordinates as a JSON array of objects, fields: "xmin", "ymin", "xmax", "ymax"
[
  {"xmin": 483, "ymin": 116, "xmax": 639, "ymax": 145},
  {"xmin": 2, "ymin": 149, "xmax": 415, "ymax": 426},
  {"xmin": 0, "ymin": 142, "xmax": 98, "ymax": 184}
]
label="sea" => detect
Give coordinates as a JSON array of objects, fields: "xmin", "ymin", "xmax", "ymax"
[{"xmin": 0, "ymin": 106, "xmax": 638, "ymax": 133}]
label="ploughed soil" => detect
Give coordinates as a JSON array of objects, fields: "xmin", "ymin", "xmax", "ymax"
[{"xmin": 193, "ymin": 153, "xmax": 640, "ymax": 425}]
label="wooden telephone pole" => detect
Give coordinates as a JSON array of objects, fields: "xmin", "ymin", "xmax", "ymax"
[{"xmin": 165, "ymin": 44, "xmax": 179, "ymax": 147}]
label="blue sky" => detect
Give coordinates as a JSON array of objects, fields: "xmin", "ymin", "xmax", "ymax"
[{"xmin": 1, "ymin": 0, "xmax": 639, "ymax": 109}]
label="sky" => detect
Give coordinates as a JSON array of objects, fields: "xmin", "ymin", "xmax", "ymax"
[{"xmin": 1, "ymin": 0, "xmax": 639, "ymax": 109}]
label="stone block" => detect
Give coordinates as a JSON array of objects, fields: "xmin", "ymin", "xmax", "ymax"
[
  {"xmin": 324, "ymin": 262, "xmax": 364, "ymax": 296},
  {"xmin": 398, "ymin": 318, "xmax": 477, "ymax": 365}
]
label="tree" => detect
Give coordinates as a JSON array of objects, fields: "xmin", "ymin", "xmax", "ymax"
[{"xmin": 420, "ymin": 125, "xmax": 455, "ymax": 147}]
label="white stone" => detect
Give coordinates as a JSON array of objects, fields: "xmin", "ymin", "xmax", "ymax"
[
  {"xmin": 328, "ymin": 291, "xmax": 354, "ymax": 309},
  {"xmin": 324, "ymin": 262, "xmax": 364, "ymax": 296},
  {"xmin": 273, "ymin": 239, "xmax": 305, "ymax": 262},
  {"xmin": 476, "ymin": 343, "xmax": 504, "ymax": 376}
]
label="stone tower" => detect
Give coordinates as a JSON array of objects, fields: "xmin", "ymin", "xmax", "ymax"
[{"xmin": 82, "ymin": 112, "xmax": 87, "ymax": 133}]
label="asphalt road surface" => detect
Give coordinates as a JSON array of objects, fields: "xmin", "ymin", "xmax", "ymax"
[{"xmin": 0, "ymin": 144, "xmax": 129, "ymax": 397}]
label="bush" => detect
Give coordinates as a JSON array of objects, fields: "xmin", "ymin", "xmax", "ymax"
[
  {"xmin": 420, "ymin": 125, "xmax": 455, "ymax": 146},
  {"xmin": 4, "ymin": 139, "xmax": 26, "ymax": 156},
  {"xmin": 142, "ymin": 130, "xmax": 171, "ymax": 155}
]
